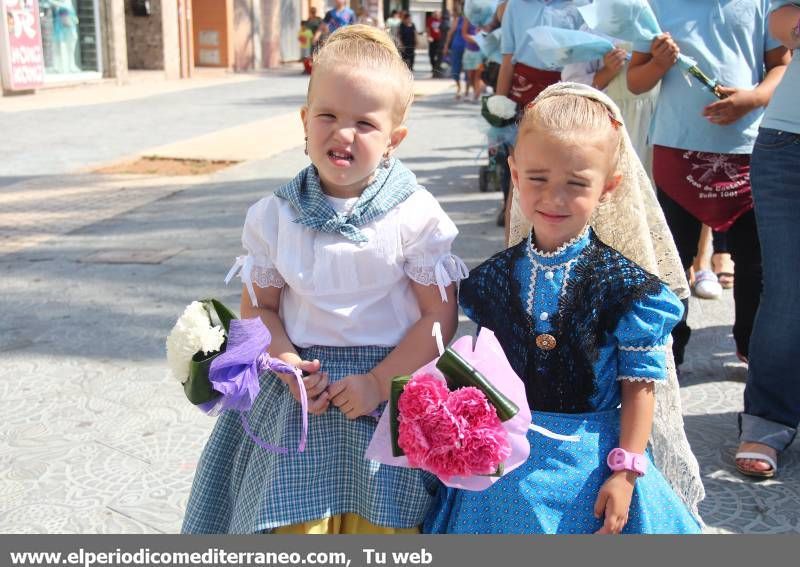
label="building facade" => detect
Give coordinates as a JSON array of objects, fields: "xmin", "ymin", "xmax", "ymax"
[{"xmin": 1, "ymin": 0, "xmax": 456, "ymax": 95}]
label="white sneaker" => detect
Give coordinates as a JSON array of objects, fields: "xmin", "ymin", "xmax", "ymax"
[{"xmin": 693, "ymin": 269, "xmax": 722, "ymax": 299}]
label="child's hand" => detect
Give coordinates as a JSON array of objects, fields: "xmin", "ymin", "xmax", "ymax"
[
  {"xmin": 327, "ymin": 372, "xmax": 383, "ymax": 420},
  {"xmin": 276, "ymin": 358, "xmax": 330, "ymax": 415},
  {"xmin": 593, "ymin": 471, "xmax": 637, "ymax": 534},
  {"xmin": 602, "ymin": 47, "xmax": 628, "ymax": 74},
  {"xmin": 702, "ymin": 86, "xmax": 760, "ymax": 125},
  {"xmin": 650, "ymin": 33, "xmax": 679, "ymax": 70}
]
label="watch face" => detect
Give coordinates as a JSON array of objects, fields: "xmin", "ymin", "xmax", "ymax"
[{"xmin": 607, "ymin": 448, "xmax": 625, "ymax": 468}]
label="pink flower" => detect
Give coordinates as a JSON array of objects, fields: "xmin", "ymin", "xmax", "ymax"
[
  {"xmin": 424, "ymin": 443, "xmax": 470, "ymax": 479},
  {"xmin": 396, "ymin": 373, "xmax": 512, "ymax": 481},
  {"xmin": 446, "ymin": 387, "xmax": 498, "ymax": 429},
  {"xmin": 397, "ymin": 420, "xmax": 430, "ymax": 468},
  {"xmin": 462, "ymin": 427, "xmax": 512, "ymax": 475},
  {"xmin": 397, "ymin": 373, "xmax": 448, "ymax": 422}
]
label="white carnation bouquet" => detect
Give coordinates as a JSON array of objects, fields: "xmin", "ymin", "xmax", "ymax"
[
  {"xmin": 482, "ymin": 94, "xmax": 518, "ymax": 128},
  {"xmin": 166, "ymin": 301, "xmax": 225, "ymax": 384}
]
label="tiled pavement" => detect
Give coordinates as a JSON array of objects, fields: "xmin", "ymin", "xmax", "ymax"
[{"xmin": 1, "ymin": 71, "xmax": 798, "ymax": 534}]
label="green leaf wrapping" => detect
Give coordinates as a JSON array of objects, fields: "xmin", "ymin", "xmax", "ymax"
[
  {"xmin": 435, "ymin": 348, "xmax": 519, "ymax": 422},
  {"xmin": 390, "ymin": 375, "xmax": 412, "ymax": 457},
  {"xmin": 184, "ymin": 347, "xmax": 225, "ymax": 405},
  {"xmin": 182, "ymin": 298, "xmax": 238, "ymax": 406}
]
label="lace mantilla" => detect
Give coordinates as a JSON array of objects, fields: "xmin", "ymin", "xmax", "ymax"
[{"xmin": 506, "ymin": 83, "xmax": 703, "ymax": 522}]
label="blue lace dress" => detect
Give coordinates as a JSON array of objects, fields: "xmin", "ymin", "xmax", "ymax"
[{"xmin": 424, "ymin": 229, "xmax": 701, "ymax": 534}]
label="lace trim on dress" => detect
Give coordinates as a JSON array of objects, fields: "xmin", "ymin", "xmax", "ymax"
[
  {"xmin": 252, "ymin": 266, "xmax": 285, "ymax": 289},
  {"xmin": 529, "ymin": 225, "xmax": 591, "ymax": 259},
  {"xmin": 617, "ymin": 375, "xmax": 661, "ymax": 383},
  {"xmin": 405, "ymin": 254, "xmax": 469, "ymax": 303}
]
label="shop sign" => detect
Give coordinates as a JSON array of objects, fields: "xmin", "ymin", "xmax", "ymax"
[{"xmin": 0, "ymin": 0, "xmax": 45, "ymax": 90}]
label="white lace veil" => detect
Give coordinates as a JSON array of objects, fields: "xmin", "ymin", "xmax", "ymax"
[{"xmin": 508, "ymin": 82, "xmax": 705, "ymax": 522}]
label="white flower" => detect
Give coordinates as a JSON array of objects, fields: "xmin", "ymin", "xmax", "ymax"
[
  {"xmin": 166, "ymin": 301, "xmax": 226, "ymax": 383},
  {"xmin": 486, "ymin": 95, "xmax": 517, "ymax": 120}
]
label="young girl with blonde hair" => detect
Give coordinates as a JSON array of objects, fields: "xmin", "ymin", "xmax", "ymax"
[
  {"xmin": 182, "ymin": 25, "xmax": 466, "ymax": 534},
  {"xmin": 425, "ymin": 83, "xmax": 704, "ymax": 534}
]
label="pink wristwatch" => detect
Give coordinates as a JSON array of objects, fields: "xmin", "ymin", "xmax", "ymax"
[{"xmin": 607, "ymin": 448, "xmax": 648, "ymax": 476}]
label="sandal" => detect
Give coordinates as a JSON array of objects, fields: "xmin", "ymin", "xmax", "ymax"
[
  {"xmin": 735, "ymin": 443, "xmax": 777, "ymax": 479},
  {"xmin": 716, "ymin": 271, "xmax": 734, "ymax": 289},
  {"xmin": 692, "ymin": 269, "xmax": 722, "ymax": 299}
]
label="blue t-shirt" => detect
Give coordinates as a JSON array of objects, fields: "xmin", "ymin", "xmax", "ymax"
[
  {"xmin": 501, "ymin": 0, "xmax": 585, "ymax": 69},
  {"xmin": 635, "ymin": 0, "xmax": 782, "ymax": 154},
  {"xmin": 324, "ymin": 8, "xmax": 356, "ymax": 33},
  {"xmin": 761, "ymin": 1, "xmax": 800, "ymax": 134}
]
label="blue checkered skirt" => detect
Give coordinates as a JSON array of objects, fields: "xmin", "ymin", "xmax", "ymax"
[
  {"xmin": 182, "ymin": 345, "xmax": 438, "ymax": 534},
  {"xmin": 423, "ymin": 409, "xmax": 702, "ymax": 534}
]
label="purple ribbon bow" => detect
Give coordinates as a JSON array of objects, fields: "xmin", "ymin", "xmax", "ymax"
[{"xmin": 208, "ymin": 317, "xmax": 308, "ymax": 453}]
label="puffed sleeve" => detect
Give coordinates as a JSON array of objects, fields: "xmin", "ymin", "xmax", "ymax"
[
  {"xmin": 400, "ymin": 190, "xmax": 468, "ymax": 303},
  {"xmin": 614, "ymin": 284, "xmax": 684, "ymax": 383},
  {"xmin": 224, "ymin": 196, "xmax": 285, "ymax": 307}
]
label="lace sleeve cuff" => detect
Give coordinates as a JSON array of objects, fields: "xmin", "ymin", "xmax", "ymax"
[
  {"xmin": 404, "ymin": 254, "xmax": 469, "ymax": 303},
  {"xmin": 252, "ymin": 266, "xmax": 285, "ymax": 289},
  {"xmin": 225, "ymin": 255, "xmax": 284, "ymax": 307},
  {"xmin": 617, "ymin": 344, "xmax": 668, "ymax": 383}
]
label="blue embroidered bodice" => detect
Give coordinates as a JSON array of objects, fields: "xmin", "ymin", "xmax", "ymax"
[{"xmin": 460, "ymin": 228, "xmax": 683, "ymax": 413}]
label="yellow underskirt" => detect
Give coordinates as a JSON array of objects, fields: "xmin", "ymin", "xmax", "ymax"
[{"xmin": 273, "ymin": 514, "xmax": 419, "ymax": 534}]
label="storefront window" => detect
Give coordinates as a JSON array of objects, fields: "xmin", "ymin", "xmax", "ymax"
[{"xmin": 39, "ymin": 0, "xmax": 100, "ymax": 77}]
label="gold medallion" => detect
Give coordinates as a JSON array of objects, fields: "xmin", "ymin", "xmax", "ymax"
[{"xmin": 535, "ymin": 333, "xmax": 557, "ymax": 351}]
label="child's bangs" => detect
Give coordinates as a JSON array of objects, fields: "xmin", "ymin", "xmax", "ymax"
[
  {"xmin": 520, "ymin": 95, "xmax": 623, "ymax": 165},
  {"xmin": 308, "ymin": 25, "xmax": 414, "ymax": 122}
]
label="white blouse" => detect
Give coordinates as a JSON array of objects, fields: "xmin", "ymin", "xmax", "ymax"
[{"xmin": 226, "ymin": 189, "xmax": 467, "ymax": 348}]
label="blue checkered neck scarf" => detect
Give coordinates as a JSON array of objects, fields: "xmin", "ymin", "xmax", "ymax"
[{"xmin": 274, "ymin": 158, "xmax": 419, "ymax": 243}]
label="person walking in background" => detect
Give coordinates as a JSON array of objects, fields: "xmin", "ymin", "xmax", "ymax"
[
  {"xmin": 627, "ymin": 0, "xmax": 790, "ymax": 368},
  {"xmin": 298, "ymin": 20, "xmax": 314, "ymax": 74},
  {"xmin": 735, "ymin": 0, "xmax": 800, "ymax": 480},
  {"xmin": 427, "ymin": 11, "xmax": 443, "ymax": 77},
  {"xmin": 399, "ymin": 13, "xmax": 418, "ymax": 70},
  {"xmin": 305, "ymin": 6, "xmax": 323, "ymax": 36},
  {"xmin": 385, "ymin": 9, "xmax": 402, "ymax": 43},
  {"xmin": 322, "ymin": 0, "xmax": 356, "ymax": 34},
  {"xmin": 494, "ymin": 0, "xmax": 585, "ymax": 230},
  {"xmin": 460, "ymin": 15, "xmax": 484, "ymax": 102},
  {"xmin": 443, "ymin": 6, "xmax": 467, "ymax": 100}
]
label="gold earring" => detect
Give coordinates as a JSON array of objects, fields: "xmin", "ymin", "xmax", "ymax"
[
  {"xmin": 381, "ymin": 154, "xmax": 391, "ymax": 168},
  {"xmin": 304, "ymin": 137, "xmax": 308, "ymax": 156}
]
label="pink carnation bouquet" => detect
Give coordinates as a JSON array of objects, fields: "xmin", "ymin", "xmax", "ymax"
[
  {"xmin": 366, "ymin": 328, "xmax": 533, "ymax": 491},
  {"xmin": 397, "ymin": 374, "xmax": 511, "ymax": 480}
]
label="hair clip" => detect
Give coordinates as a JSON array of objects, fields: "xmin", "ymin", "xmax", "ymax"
[{"xmin": 608, "ymin": 114, "xmax": 623, "ymax": 130}]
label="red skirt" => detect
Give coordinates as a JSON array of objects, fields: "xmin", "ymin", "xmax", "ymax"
[
  {"xmin": 508, "ymin": 64, "xmax": 561, "ymax": 108},
  {"xmin": 652, "ymin": 145, "xmax": 753, "ymax": 232}
]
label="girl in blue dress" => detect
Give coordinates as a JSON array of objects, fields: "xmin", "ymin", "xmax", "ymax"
[{"xmin": 424, "ymin": 83, "xmax": 703, "ymax": 534}]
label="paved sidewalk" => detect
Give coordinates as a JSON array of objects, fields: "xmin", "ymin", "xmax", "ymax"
[{"xmin": 0, "ymin": 74, "xmax": 798, "ymax": 534}]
